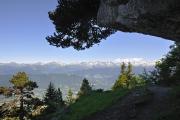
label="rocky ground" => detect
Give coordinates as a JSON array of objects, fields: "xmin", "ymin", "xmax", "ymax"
[{"xmin": 84, "ymin": 85, "xmax": 171, "ymax": 120}]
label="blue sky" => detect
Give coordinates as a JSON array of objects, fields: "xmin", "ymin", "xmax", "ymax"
[{"xmin": 0, "ymin": 0, "xmax": 174, "ymax": 63}]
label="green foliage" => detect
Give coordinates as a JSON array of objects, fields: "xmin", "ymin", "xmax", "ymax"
[
  {"xmin": 153, "ymin": 42, "xmax": 180, "ymax": 86},
  {"xmin": 44, "ymin": 82, "xmax": 57, "ymax": 104},
  {"xmin": 60, "ymin": 88, "xmax": 129, "ymax": 120},
  {"xmin": 0, "ymin": 87, "xmax": 12, "ymax": 97},
  {"xmin": 113, "ymin": 62, "xmax": 129, "ymax": 88},
  {"xmin": 78, "ymin": 78, "xmax": 92, "ymax": 97},
  {"xmin": 121, "ymin": 62, "xmax": 126, "ymax": 74},
  {"xmin": 46, "ymin": 0, "xmax": 115, "ymax": 50},
  {"xmin": 10, "ymin": 72, "xmax": 29, "ymax": 89},
  {"xmin": 139, "ymin": 69, "xmax": 156, "ymax": 84},
  {"xmin": 0, "ymin": 87, "xmax": 6, "ymax": 94},
  {"xmin": 56, "ymin": 88, "xmax": 64, "ymax": 106},
  {"xmin": 113, "ymin": 62, "xmax": 146, "ymax": 90},
  {"xmin": 44, "ymin": 82, "xmax": 64, "ymax": 112},
  {"xmin": 66, "ymin": 88, "xmax": 75, "ymax": 105},
  {"xmin": 113, "ymin": 63, "xmax": 132, "ymax": 89},
  {"xmin": 113, "ymin": 74, "xmax": 128, "ymax": 89},
  {"xmin": 129, "ymin": 76, "xmax": 146, "ymax": 88},
  {"xmin": 26, "ymin": 81, "xmax": 38, "ymax": 91},
  {"xmin": 1, "ymin": 72, "xmax": 38, "ymax": 120}
]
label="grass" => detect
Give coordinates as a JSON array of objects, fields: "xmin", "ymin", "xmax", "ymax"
[{"xmin": 59, "ymin": 88, "xmax": 129, "ymax": 120}]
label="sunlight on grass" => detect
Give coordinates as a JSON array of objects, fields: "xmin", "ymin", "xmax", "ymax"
[{"xmin": 61, "ymin": 88, "xmax": 129, "ymax": 120}]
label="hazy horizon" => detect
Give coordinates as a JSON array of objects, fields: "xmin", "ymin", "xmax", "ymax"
[{"xmin": 0, "ymin": 57, "xmax": 156, "ymax": 65}]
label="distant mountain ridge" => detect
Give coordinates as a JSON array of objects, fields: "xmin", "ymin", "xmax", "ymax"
[
  {"xmin": 0, "ymin": 58, "xmax": 155, "ymax": 75},
  {"xmin": 0, "ymin": 59, "xmax": 155, "ymax": 100}
]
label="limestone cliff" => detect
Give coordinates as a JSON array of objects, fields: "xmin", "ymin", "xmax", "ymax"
[{"xmin": 97, "ymin": 0, "xmax": 180, "ymax": 41}]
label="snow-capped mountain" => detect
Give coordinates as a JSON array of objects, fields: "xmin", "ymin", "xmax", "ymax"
[
  {"xmin": 59, "ymin": 58, "xmax": 155, "ymax": 68},
  {"xmin": 0, "ymin": 58, "xmax": 155, "ymax": 99},
  {"xmin": 0, "ymin": 58, "xmax": 155, "ymax": 75},
  {"xmin": 113, "ymin": 58, "xmax": 155, "ymax": 66}
]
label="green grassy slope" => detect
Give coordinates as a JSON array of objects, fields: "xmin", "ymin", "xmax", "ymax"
[
  {"xmin": 61, "ymin": 89, "xmax": 129, "ymax": 120},
  {"xmin": 40, "ymin": 88, "xmax": 127, "ymax": 120}
]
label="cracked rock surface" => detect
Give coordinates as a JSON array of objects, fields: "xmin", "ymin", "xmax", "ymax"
[{"xmin": 97, "ymin": 0, "xmax": 180, "ymax": 41}]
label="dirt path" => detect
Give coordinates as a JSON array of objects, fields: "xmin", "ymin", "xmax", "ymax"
[{"xmin": 84, "ymin": 86, "xmax": 171, "ymax": 120}]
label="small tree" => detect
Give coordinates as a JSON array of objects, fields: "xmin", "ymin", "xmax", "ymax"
[
  {"xmin": 44, "ymin": 82, "xmax": 64, "ymax": 112},
  {"xmin": 113, "ymin": 74, "xmax": 128, "ymax": 90},
  {"xmin": 126, "ymin": 62, "xmax": 133, "ymax": 87},
  {"xmin": 55, "ymin": 88, "xmax": 64, "ymax": 106},
  {"xmin": 66, "ymin": 88, "xmax": 75, "ymax": 105},
  {"xmin": 44, "ymin": 82, "xmax": 57, "ymax": 104},
  {"xmin": 113, "ymin": 62, "xmax": 134, "ymax": 90},
  {"xmin": 121, "ymin": 62, "xmax": 126, "ymax": 74},
  {"xmin": 78, "ymin": 78, "xmax": 92, "ymax": 97},
  {"xmin": 10, "ymin": 72, "xmax": 38, "ymax": 120},
  {"xmin": 129, "ymin": 76, "xmax": 146, "ymax": 89},
  {"xmin": 139, "ymin": 69, "xmax": 157, "ymax": 85}
]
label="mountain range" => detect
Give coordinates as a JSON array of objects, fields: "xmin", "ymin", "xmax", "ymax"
[
  {"xmin": 0, "ymin": 58, "xmax": 155, "ymax": 99},
  {"xmin": 0, "ymin": 58, "xmax": 155, "ymax": 74}
]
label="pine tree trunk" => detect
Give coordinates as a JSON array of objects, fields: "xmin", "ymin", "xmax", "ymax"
[{"xmin": 19, "ymin": 88, "xmax": 24, "ymax": 120}]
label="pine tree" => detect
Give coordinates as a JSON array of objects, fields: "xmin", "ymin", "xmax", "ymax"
[
  {"xmin": 154, "ymin": 42, "xmax": 180, "ymax": 85},
  {"xmin": 44, "ymin": 83, "xmax": 64, "ymax": 112},
  {"xmin": 44, "ymin": 82, "xmax": 57, "ymax": 104},
  {"xmin": 113, "ymin": 74, "xmax": 128, "ymax": 90},
  {"xmin": 113, "ymin": 62, "xmax": 134, "ymax": 90},
  {"xmin": 46, "ymin": 0, "xmax": 114, "ymax": 50},
  {"xmin": 55, "ymin": 88, "xmax": 64, "ymax": 106},
  {"xmin": 121, "ymin": 62, "xmax": 126, "ymax": 74},
  {"xmin": 78, "ymin": 78, "xmax": 92, "ymax": 97},
  {"xmin": 113, "ymin": 63, "xmax": 127, "ymax": 90},
  {"xmin": 126, "ymin": 62, "xmax": 133, "ymax": 88},
  {"xmin": 10, "ymin": 72, "xmax": 38, "ymax": 120},
  {"xmin": 66, "ymin": 88, "xmax": 74, "ymax": 105}
]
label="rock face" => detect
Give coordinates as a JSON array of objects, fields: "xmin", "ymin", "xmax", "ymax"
[{"xmin": 97, "ymin": 0, "xmax": 180, "ymax": 41}]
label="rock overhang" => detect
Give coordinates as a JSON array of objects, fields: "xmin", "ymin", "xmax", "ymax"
[{"xmin": 97, "ymin": 0, "xmax": 180, "ymax": 42}]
